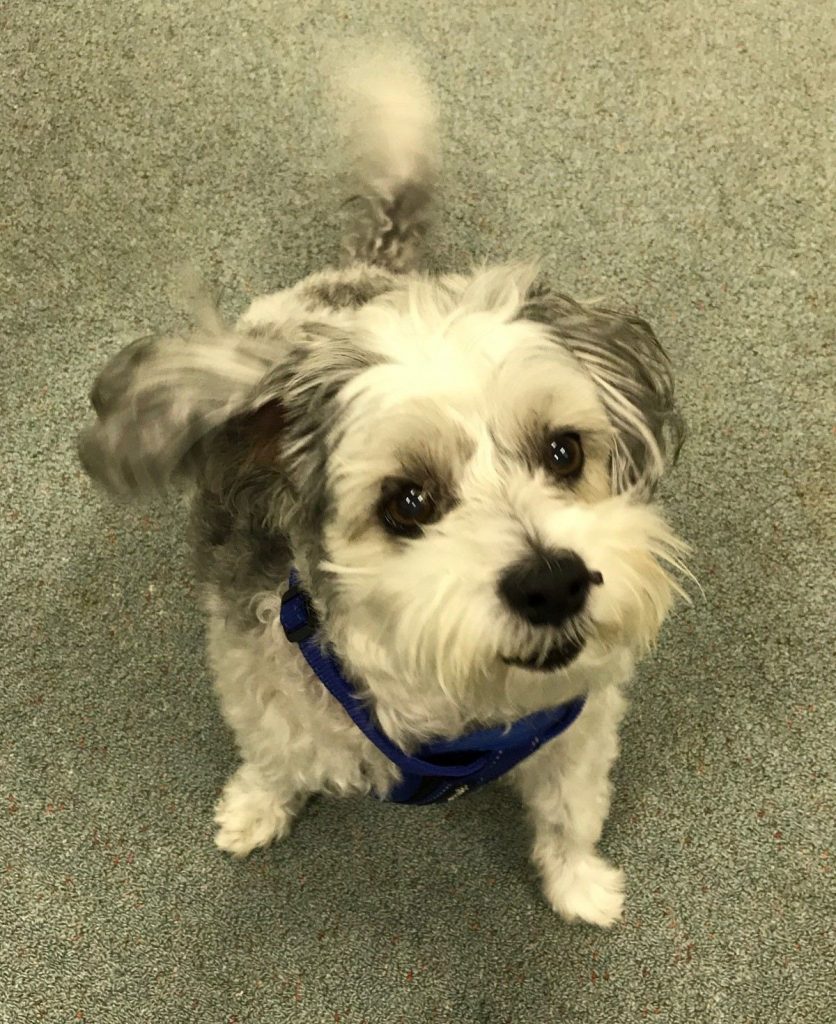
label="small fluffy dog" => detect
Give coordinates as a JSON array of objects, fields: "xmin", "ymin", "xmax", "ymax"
[{"xmin": 79, "ymin": 51, "xmax": 687, "ymax": 927}]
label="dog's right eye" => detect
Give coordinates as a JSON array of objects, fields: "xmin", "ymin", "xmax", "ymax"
[
  {"xmin": 380, "ymin": 481, "xmax": 438, "ymax": 538},
  {"xmin": 545, "ymin": 432, "xmax": 584, "ymax": 481}
]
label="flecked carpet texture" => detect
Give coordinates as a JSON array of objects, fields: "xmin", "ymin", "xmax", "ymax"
[{"xmin": 2, "ymin": 1, "xmax": 833, "ymax": 1022}]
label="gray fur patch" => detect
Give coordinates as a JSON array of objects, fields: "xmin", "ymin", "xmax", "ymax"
[
  {"xmin": 341, "ymin": 184, "xmax": 433, "ymax": 273},
  {"xmin": 189, "ymin": 491, "xmax": 291, "ymax": 627},
  {"xmin": 301, "ymin": 270, "xmax": 396, "ymax": 310},
  {"xmin": 519, "ymin": 288, "xmax": 684, "ymax": 495},
  {"xmin": 190, "ymin": 326, "xmax": 383, "ymax": 625},
  {"xmin": 89, "ymin": 334, "xmax": 159, "ymax": 416},
  {"xmin": 78, "ymin": 329, "xmax": 279, "ymax": 497}
]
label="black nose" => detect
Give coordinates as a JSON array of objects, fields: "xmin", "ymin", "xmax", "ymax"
[{"xmin": 499, "ymin": 550, "xmax": 591, "ymax": 628}]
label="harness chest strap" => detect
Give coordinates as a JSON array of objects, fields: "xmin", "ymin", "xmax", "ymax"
[{"xmin": 279, "ymin": 573, "xmax": 585, "ymax": 805}]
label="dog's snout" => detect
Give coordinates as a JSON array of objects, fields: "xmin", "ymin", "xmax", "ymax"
[{"xmin": 499, "ymin": 550, "xmax": 592, "ymax": 628}]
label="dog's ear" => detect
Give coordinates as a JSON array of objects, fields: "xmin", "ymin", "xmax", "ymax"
[
  {"xmin": 77, "ymin": 328, "xmax": 282, "ymax": 498},
  {"xmin": 520, "ymin": 289, "xmax": 684, "ymax": 496},
  {"xmin": 78, "ymin": 321, "xmax": 379, "ymax": 501}
]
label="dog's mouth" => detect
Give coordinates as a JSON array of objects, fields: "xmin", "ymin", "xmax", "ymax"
[{"xmin": 502, "ymin": 636, "xmax": 584, "ymax": 673}]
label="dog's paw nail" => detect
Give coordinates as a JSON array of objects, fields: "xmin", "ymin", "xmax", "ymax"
[{"xmin": 543, "ymin": 852, "xmax": 625, "ymax": 928}]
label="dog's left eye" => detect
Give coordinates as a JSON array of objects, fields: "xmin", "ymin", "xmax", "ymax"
[
  {"xmin": 380, "ymin": 482, "xmax": 438, "ymax": 537},
  {"xmin": 546, "ymin": 432, "xmax": 584, "ymax": 480}
]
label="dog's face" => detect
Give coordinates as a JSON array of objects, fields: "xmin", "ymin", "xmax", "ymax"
[
  {"xmin": 315, "ymin": 270, "xmax": 685, "ymax": 713},
  {"xmin": 79, "ymin": 265, "xmax": 685, "ymax": 718}
]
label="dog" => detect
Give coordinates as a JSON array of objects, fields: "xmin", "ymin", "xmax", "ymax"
[{"xmin": 78, "ymin": 49, "xmax": 687, "ymax": 927}]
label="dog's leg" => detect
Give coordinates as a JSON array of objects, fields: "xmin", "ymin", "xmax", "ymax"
[
  {"xmin": 214, "ymin": 761, "xmax": 309, "ymax": 857},
  {"xmin": 513, "ymin": 684, "xmax": 628, "ymax": 927},
  {"xmin": 207, "ymin": 606, "xmax": 380, "ymax": 858},
  {"xmin": 206, "ymin": 606, "xmax": 322, "ymax": 858}
]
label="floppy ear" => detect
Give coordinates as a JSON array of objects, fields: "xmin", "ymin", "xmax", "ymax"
[
  {"xmin": 520, "ymin": 289, "xmax": 684, "ymax": 496},
  {"xmin": 78, "ymin": 319, "xmax": 381, "ymax": 502},
  {"xmin": 77, "ymin": 328, "xmax": 279, "ymax": 497}
]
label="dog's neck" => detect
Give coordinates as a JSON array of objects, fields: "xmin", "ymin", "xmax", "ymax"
[
  {"xmin": 321, "ymin": 616, "xmax": 630, "ymax": 751},
  {"xmin": 280, "ymin": 570, "xmax": 634, "ymax": 748}
]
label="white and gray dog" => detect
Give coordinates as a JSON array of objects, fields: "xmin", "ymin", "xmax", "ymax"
[{"xmin": 78, "ymin": 51, "xmax": 687, "ymax": 927}]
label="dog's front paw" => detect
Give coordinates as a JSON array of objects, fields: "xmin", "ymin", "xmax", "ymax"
[
  {"xmin": 540, "ymin": 850, "xmax": 625, "ymax": 928},
  {"xmin": 213, "ymin": 766, "xmax": 296, "ymax": 858}
]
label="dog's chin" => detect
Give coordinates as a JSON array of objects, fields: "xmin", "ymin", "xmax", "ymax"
[{"xmin": 502, "ymin": 637, "xmax": 584, "ymax": 673}]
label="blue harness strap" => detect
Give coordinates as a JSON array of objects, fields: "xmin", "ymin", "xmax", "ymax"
[{"xmin": 280, "ymin": 573, "xmax": 585, "ymax": 805}]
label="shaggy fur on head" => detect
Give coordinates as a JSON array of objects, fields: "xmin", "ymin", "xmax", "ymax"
[{"xmin": 78, "ymin": 46, "xmax": 687, "ymax": 928}]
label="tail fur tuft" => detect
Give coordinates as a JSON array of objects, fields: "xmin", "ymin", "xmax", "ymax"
[{"xmin": 329, "ymin": 45, "xmax": 440, "ymax": 272}]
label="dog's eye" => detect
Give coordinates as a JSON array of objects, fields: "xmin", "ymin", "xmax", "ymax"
[
  {"xmin": 546, "ymin": 432, "xmax": 584, "ymax": 480},
  {"xmin": 380, "ymin": 482, "xmax": 438, "ymax": 537}
]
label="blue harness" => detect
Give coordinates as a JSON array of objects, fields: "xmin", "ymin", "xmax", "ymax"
[{"xmin": 280, "ymin": 573, "xmax": 585, "ymax": 805}]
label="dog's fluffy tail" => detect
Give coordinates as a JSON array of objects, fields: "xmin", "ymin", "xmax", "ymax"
[{"xmin": 330, "ymin": 45, "xmax": 440, "ymax": 272}]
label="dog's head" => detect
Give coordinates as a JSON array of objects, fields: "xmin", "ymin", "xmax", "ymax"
[{"xmin": 79, "ymin": 265, "xmax": 686, "ymax": 718}]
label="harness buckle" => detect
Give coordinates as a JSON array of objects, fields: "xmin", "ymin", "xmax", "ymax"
[{"xmin": 280, "ymin": 584, "xmax": 319, "ymax": 644}]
